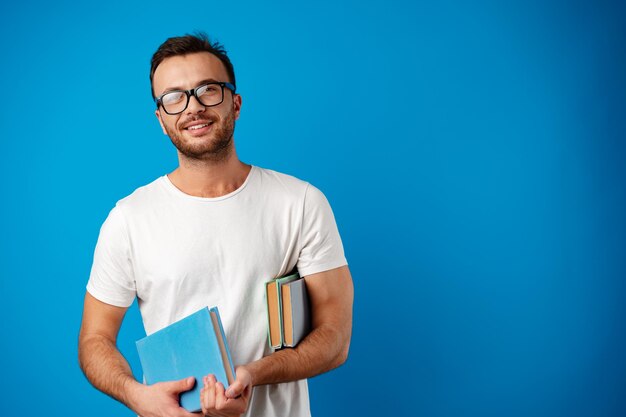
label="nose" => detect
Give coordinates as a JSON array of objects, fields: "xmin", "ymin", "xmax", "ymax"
[{"xmin": 186, "ymin": 94, "xmax": 206, "ymax": 114}]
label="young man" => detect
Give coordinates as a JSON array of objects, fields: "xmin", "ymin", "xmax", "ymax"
[{"xmin": 78, "ymin": 33, "xmax": 353, "ymax": 417}]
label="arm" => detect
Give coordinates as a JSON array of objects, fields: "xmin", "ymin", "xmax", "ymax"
[
  {"xmin": 78, "ymin": 292, "xmax": 199, "ymax": 417},
  {"xmin": 78, "ymin": 292, "xmax": 135, "ymax": 405},
  {"xmin": 225, "ymin": 265, "xmax": 354, "ymax": 397}
]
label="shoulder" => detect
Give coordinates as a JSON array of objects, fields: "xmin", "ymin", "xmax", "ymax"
[
  {"xmin": 113, "ymin": 176, "xmax": 168, "ymax": 215},
  {"xmin": 253, "ymin": 166, "xmax": 332, "ymax": 207},
  {"xmin": 254, "ymin": 166, "xmax": 312, "ymax": 199}
]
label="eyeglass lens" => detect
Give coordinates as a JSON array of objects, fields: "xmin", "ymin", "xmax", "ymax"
[{"xmin": 161, "ymin": 84, "xmax": 223, "ymax": 114}]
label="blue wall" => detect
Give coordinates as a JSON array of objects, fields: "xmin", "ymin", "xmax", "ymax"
[{"xmin": 1, "ymin": 0, "xmax": 624, "ymax": 416}]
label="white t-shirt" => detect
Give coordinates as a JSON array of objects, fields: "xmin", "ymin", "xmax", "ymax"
[{"xmin": 86, "ymin": 165, "xmax": 347, "ymax": 417}]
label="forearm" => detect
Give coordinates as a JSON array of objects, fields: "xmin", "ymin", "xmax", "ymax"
[
  {"xmin": 245, "ymin": 322, "xmax": 350, "ymax": 387},
  {"xmin": 78, "ymin": 334, "xmax": 141, "ymax": 409},
  {"xmin": 244, "ymin": 267, "xmax": 354, "ymax": 388}
]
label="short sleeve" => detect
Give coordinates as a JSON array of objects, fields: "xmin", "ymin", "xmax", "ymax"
[
  {"xmin": 297, "ymin": 184, "xmax": 348, "ymax": 277},
  {"xmin": 86, "ymin": 204, "xmax": 137, "ymax": 307}
]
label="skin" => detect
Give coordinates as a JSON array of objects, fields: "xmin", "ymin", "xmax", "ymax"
[
  {"xmin": 153, "ymin": 52, "xmax": 249, "ymax": 198},
  {"xmin": 78, "ymin": 51, "xmax": 354, "ymax": 417}
]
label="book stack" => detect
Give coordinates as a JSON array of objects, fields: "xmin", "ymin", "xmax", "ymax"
[{"xmin": 265, "ymin": 272, "xmax": 311, "ymax": 350}]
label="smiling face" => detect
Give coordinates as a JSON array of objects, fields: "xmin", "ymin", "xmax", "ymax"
[{"xmin": 152, "ymin": 52, "xmax": 242, "ymax": 161}]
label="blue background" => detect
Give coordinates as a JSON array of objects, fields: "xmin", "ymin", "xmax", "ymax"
[{"xmin": 1, "ymin": 0, "xmax": 625, "ymax": 416}]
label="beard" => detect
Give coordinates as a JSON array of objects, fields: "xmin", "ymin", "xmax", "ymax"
[{"xmin": 164, "ymin": 106, "xmax": 236, "ymax": 162}]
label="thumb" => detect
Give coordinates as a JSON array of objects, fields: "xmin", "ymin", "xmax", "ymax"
[
  {"xmin": 226, "ymin": 367, "xmax": 252, "ymax": 398},
  {"xmin": 225, "ymin": 380, "xmax": 244, "ymax": 398},
  {"xmin": 164, "ymin": 376, "xmax": 195, "ymax": 394}
]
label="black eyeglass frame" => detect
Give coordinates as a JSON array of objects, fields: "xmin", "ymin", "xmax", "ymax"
[{"xmin": 155, "ymin": 81, "xmax": 237, "ymax": 115}]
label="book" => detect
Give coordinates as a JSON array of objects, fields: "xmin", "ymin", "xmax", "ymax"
[
  {"xmin": 265, "ymin": 272, "xmax": 311, "ymax": 349},
  {"xmin": 281, "ymin": 277, "xmax": 311, "ymax": 348},
  {"xmin": 135, "ymin": 306, "xmax": 236, "ymax": 412}
]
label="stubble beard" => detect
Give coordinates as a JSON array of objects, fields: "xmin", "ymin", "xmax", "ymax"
[{"xmin": 165, "ymin": 107, "xmax": 237, "ymax": 163}]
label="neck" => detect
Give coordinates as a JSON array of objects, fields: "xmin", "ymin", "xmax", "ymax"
[{"xmin": 168, "ymin": 144, "xmax": 251, "ymax": 198}]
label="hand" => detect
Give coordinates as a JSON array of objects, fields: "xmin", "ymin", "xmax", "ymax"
[
  {"xmin": 200, "ymin": 367, "xmax": 252, "ymax": 417},
  {"xmin": 128, "ymin": 376, "xmax": 201, "ymax": 417}
]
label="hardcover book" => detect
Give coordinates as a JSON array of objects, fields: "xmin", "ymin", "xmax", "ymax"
[
  {"xmin": 281, "ymin": 277, "xmax": 311, "ymax": 348},
  {"xmin": 136, "ymin": 306, "xmax": 236, "ymax": 412}
]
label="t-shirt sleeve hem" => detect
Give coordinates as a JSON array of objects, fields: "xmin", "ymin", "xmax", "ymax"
[
  {"xmin": 298, "ymin": 258, "xmax": 348, "ymax": 278},
  {"xmin": 86, "ymin": 284, "xmax": 135, "ymax": 308}
]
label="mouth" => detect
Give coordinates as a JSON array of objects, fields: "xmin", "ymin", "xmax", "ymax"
[{"xmin": 183, "ymin": 120, "xmax": 215, "ymax": 135}]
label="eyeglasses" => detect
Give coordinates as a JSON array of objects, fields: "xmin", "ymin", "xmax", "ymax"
[{"xmin": 155, "ymin": 82, "xmax": 236, "ymax": 115}]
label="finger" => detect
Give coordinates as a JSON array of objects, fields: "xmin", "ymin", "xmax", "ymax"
[
  {"xmin": 226, "ymin": 368, "xmax": 251, "ymax": 399},
  {"xmin": 202, "ymin": 375, "xmax": 216, "ymax": 412},
  {"xmin": 164, "ymin": 376, "xmax": 195, "ymax": 394},
  {"xmin": 200, "ymin": 377, "xmax": 208, "ymax": 414},
  {"xmin": 215, "ymin": 381, "xmax": 227, "ymax": 411},
  {"xmin": 224, "ymin": 393, "xmax": 248, "ymax": 415},
  {"xmin": 225, "ymin": 380, "xmax": 244, "ymax": 399}
]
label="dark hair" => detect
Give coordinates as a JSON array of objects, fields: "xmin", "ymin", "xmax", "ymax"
[{"xmin": 150, "ymin": 32, "xmax": 236, "ymax": 99}]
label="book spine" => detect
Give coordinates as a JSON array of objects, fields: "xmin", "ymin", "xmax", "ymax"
[{"xmin": 210, "ymin": 307, "xmax": 237, "ymax": 380}]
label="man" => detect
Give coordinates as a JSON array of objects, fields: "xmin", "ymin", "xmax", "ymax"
[{"xmin": 78, "ymin": 33, "xmax": 353, "ymax": 417}]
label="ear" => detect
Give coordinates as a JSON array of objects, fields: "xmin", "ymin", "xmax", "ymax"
[
  {"xmin": 233, "ymin": 94, "xmax": 242, "ymax": 121},
  {"xmin": 155, "ymin": 109, "xmax": 168, "ymax": 135}
]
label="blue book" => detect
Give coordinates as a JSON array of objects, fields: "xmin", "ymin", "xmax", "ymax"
[
  {"xmin": 135, "ymin": 306, "xmax": 236, "ymax": 412},
  {"xmin": 281, "ymin": 277, "xmax": 311, "ymax": 348}
]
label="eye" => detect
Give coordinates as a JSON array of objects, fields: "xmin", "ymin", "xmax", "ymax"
[
  {"xmin": 198, "ymin": 84, "xmax": 220, "ymax": 96},
  {"xmin": 162, "ymin": 91, "xmax": 185, "ymax": 105}
]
